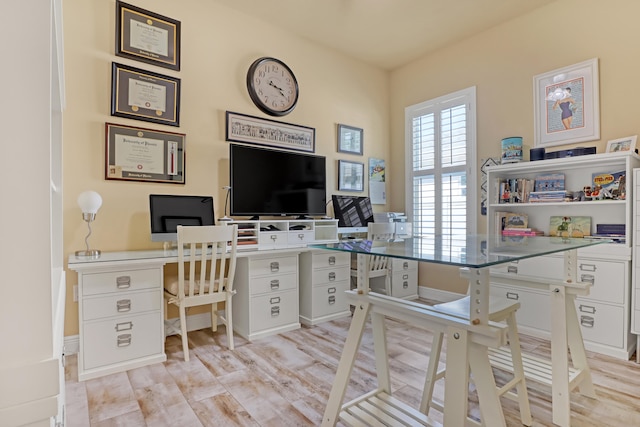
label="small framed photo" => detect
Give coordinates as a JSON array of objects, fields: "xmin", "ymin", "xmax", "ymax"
[
  {"xmin": 338, "ymin": 160, "xmax": 364, "ymax": 192},
  {"xmin": 115, "ymin": 1, "xmax": 181, "ymax": 71},
  {"xmin": 105, "ymin": 123, "xmax": 185, "ymax": 184},
  {"xmin": 111, "ymin": 62, "xmax": 181, "ymax": 127},
  {"xmin": 337, "ymin": 124, "xmax": 363, "ymax": 155},
  {"xmin": 606, "ymin": 135, "xmax": 637, "ymax": 154}
]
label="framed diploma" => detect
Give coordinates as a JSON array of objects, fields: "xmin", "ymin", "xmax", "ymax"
[
  {"xmin": 115, "ymin": 1, "xmax": 180, "ymax": 71},
  {"xmin": 111, "ymin": 62, "xmax": 181, "ymax": 127},
  {"xmin": 105, "ymin": 123, "xmax": 185, "ymax": 184}
]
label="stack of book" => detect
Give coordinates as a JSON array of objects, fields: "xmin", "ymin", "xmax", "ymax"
[
  {"xmin": 501, "ymin": 227, "xmax": 544, "ymax": 236},
  {"xmin": 529, "ymin": 190, "xmax": 573, "ymax": 202}
]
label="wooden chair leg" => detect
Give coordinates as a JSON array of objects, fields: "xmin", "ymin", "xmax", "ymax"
[
  {"xmin": 211, "ymin": 302, "xmax": 218, "ymax": 333},
  {"xmin": 420, "ymin": 331, "xmax": 444, "ymax": 414},
  {"xmin": 226, "ymin": 297, "xmax": 234, "ymax": 350},
  {"xmin": 179, "ymin": 306, "xmax": 189, "ymax": 362},
  {"xmin": 506, "ymin": 311, "xmax": 532, "ymax": 426}
]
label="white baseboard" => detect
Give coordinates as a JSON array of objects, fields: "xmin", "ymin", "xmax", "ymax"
[{"xmin": 64, "ymin": 310, "xmax": 225, "ymax": 355}]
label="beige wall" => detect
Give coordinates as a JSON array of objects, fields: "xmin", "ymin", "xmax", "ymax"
[
  {"xmin": 63, "ymin": 0, "xmax": 640, "ymax": 335},
  {"xmin": 62, "ymin": 0, "xmax": 390, "ymax": 336},
  {"xmin": 389, "ymin": 0, "xmax": 640, "ymax": 292}
]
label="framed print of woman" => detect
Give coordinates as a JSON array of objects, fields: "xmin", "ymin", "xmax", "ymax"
[{"xmin": 547, "ymin": 81, "xmax": 583, "ymax": 132}]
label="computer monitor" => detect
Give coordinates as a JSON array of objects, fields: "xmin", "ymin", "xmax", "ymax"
[
  {"xmin": 331, "ymin": 195, "xmax": 374, "ymax": 228},
  {"xmin": 149, "ymin": 194, "xmax": 215, "ymax": 242}
]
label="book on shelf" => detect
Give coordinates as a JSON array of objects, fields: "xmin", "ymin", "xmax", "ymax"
[
  {"xmin": 534, "ymin": 173, "xmax": 565, "ymax": 192},
  {"xmin": 529, "ymin": 190, "xmax": 572, "ymax": 202},
  {"xmin": 497, "ymin": 178, "xmax": 534, "ymax": 203}
]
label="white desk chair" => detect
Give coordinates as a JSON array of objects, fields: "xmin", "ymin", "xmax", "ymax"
[
  {"xmin": 164, "ymin": 224, "xmax": 238, "ymax": 361},
  {"xmin": 350, "ymin": 222, "xmax": 396, "ymax": 295},
  {"xmin": 420, "ymin": 292, "xmax": 532, "ymax": 426}
]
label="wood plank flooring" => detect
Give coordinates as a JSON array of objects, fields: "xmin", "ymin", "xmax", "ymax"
[{"xmin": 65, "ymin": 315, "xmax": 640, "ymax": 426}]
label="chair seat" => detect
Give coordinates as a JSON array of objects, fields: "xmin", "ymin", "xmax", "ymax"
[
  {"xmin": 432, "ymin": 295, "xmax": 519, "ymax": 321},
  {"xmin": 164, "ymin": 278, "xmax": 225, "ymax": 297}
]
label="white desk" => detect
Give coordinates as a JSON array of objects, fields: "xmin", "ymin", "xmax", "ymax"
[
  {"xmin": 68, "ymin": 246, "xmax": 350, "ymax": 380},
  {"xmin": 313, "ymin": 235, "xmax": 608, "ymax": 427}
]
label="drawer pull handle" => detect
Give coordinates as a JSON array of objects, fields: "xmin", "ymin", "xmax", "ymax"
[
  {"xmin": 579, "ymin": 304, "xmax": 596, "ymax": 314},
  {"xmin": 403, "ymin": 261, "xmax": 409, "ymax": 270},
  {"xmin": 115, "ymin": 321, "xmax": 133, "ymax": 332},
  {"xmin": 116, "ymin": 276, "xmax": 131, "ymax": 289},
  {"xmin": 117, "ymin": 334, "xmax": 132, "ymax": 347},
  {"xmin": 270, "ymin": 297, "xmax": 281, "ymax": 304},
  {"xmin": 506, "ymin": 292, "xmax": 519, "ymax": 300},
  {"xmin": 328, "ymin": 295, "xmax": 336, "ymax": 305},
  {"xmin": 402, "ymin": 274, "xmax": 409, "ymax": 280},
  {"xmin": 507, "ymin": 266, "xmax": 518, "ymax": 274},
  {"xmin": 328, "ymin": 287, "xmax": 336, "ymax": 294},
  {"xmin": 579, "ymin": 263, "xmax": 597, "ymax": 272},
  {"xmin": 297, "ymin": 233, "xmax": 304, "ymax": 240},
  {"xmin": 271, "ymin": 306, "xmax": 280, "ymax": 316},
  {"xmin": 403, "ymin": 281, "xmax": 409, "ymax": 289},
  {"xmin": 270, "ymin": 234, "xmax": 277, "ymax": 242},
  {"xmin": 270, "ymin": 262, "xmax": 280, "ymax": 272},
  {"xmin": 116, "ymin": 299, "xmax": 131, "ymax": 312},
  {"xmin": 270, "ymin": 280, "xmax": 280, "ymax": 290},
  {"xmin": 580, "ymin": 315, "xmax": 595, "ymax": 328},
  {"xmin": 328, "ymin": 256, "xmax": 336, "ymax": 265},
  {"xmin": 328, "ymin": 272, "xmax": 336, "ymax": 281},
  {"xmin": 580, "ymin": 274, "xmax": 595, "ymax": 285}
]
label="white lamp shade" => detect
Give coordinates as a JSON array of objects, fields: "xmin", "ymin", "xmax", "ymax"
[{"xmin": 77, "ymin": 191, "xmax": 102, "ymax": 214}]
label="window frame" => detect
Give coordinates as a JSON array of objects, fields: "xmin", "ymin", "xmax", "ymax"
[{"xmin": 404, "ymin": 86, "xmax": 478, "ymax": 237}]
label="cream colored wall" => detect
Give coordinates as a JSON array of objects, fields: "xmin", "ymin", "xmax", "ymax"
[
  {"xmin": 389, "ymin": 0, "xmax": 640, "ymax": 292},
  {"xmin": 62, "ymin": 0, "xmax": 389, "ymax": 336}
]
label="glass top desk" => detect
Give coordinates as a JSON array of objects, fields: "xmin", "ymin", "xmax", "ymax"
[{"xmin": 312, "ymin": 235, "xmax": 608, "ymax": 427}]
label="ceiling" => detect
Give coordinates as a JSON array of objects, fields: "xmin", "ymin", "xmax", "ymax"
[{"xmin": 212, "ymin": 0, "xmax": 557, "ymax": 70}]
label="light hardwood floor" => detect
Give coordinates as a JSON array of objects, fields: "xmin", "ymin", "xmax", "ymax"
[{"xmin": 65, "ymin": 315, "xmax": 640, "ymax": 426}]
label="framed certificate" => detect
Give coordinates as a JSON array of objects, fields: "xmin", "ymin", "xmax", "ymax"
[
  {"xmin": 115, "ymin": 1, "xmax": 181, "ymax": 71},
  {"xmin": 111, "ymin": 62, "xmax": 181, "ymax": 127},
  {"xmin": 105, "ymin": 123, "xmax": 185, "ymax": 184}
]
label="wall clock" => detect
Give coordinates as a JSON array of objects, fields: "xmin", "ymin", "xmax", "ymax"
[{"xmin": 246, "ymin": 57, "xmax": 299, "ymax": 116}]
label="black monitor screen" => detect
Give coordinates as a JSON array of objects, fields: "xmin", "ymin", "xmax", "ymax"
[
  {"xmin": 230, "ymin": 144, "xmax": 327, "ymax": 217},
  {"xmin": 332, "ymin": 195, "xmax": 374, "ymax": 227},
  {"xmin": 149, "ymin": 194, "xmax": 215, "ymax": 242}
]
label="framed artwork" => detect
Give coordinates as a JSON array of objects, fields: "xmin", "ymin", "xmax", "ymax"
[
  {"xmin": 115, "ymin": 1, "xmax": 181, "ymax": 71},
  {"xmin": 606, "ymin": 135, "xmax": 637, "ymax": 154},
  {"xmin": 111, "ymin": 62, "xmax": 181, "ymax": 127},
  {"xmin": 338, "ymin": 160, "xmax": 364, "ymax": 192},
  {"xmin": 105, "ymin": 123, "xmax": 185, "ymax": 184},
  {"xmin": 225, "ymin": 111, "xmax": 315, "ymax": 153},
  {"xmin": 337, "ymin": 124, "xmax": 363, "ymax": 155},
  {"xmin": 533, "ymin": 58, "xmax": 599, "ymax": 147}
]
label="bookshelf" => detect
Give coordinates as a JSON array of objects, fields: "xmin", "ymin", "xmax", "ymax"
[{"xmin": 486, "ymin": 152, "xmax": 640, "ymax": 359}]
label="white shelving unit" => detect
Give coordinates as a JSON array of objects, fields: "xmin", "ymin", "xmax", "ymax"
[{"xmin": 486, "ymin": 152, "xmax": 640, "ymax": 359}]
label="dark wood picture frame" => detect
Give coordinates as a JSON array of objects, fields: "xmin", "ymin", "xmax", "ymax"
[
  {"xmin": 225, "ymin": 111, "xmax": 315, "ymax": 153},
  {"xmin": 105, "ymin": 122, "xmax": 185, "ymax": 184},
  {"xmin": 338, "ymin": 160, "xmax": 364, "ymax": 192},
  {"xmin": 111, "ymin": 62, "xmax": 181, "ymax": 127},
  {"xmin": 337, "ymin": 124, "xmax": 363, "ymax": 155},
  {"xmin": 115, "ymin": 1, "xmax": 181, "ymax": 71}
]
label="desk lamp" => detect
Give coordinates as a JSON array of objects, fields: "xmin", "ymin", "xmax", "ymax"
[
  {"xmin": 75, "ymin": 190, "xmax": 102, "ymax": 258},
  {"xmin": 219, "ymin": 186, "xmax": 232, "ymax": 222}
]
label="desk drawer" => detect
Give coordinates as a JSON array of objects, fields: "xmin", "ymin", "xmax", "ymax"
[
  {"xmin": 250, "ymin": 272, "xmax": 297, "ymax": 295},
  {"xmin": 490, "ymin": 284, "xmax": 551, "ymax": 332},
  {"xmin": 249, "ymin": 256, "xmax": 297, "ymax": 277},
  {"xmin": 288, "ymin": 230, "xmax": 314, "ymax": 245},
  {"xmin": 82, "ymin": 268, "xmax": 160, "ymax": 296},
  {"xmin": 251, "ymin": 289, "xmax": 298, "ymax": 332},
  {"xmin": 312, "ymin": 265, "xmax": 350, "ymax": 286},
  {"xmin": 575, "ymin": 300, "xmax": 624, "ymax": 348},
  {"xmin": 391, "ymin": 270, "xmax": 418, "ymax": 298},
  {"xmin": 312, "ymin": 252, "xmax": 350, "ymax": 268},
  {"xmin": 312, "ymin": 281, "xmax": 349, "ymax": 317},
  {"xmin": 82, "ymin": 311, "xmax": 162, "ymax": 370},
  {"xmin": 390, "ymin": 259, "xmax": 417, "ymax": 272},
  {"xmin": 83, "ymin": 289, "xmax": 161, "ymax": 321}
]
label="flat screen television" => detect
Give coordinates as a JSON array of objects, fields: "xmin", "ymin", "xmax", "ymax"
[
  {"xmin": 230, "ymin": 144, "xmax": 327, "ymax": 218},
  {"xmin": 149, "ymin": 194, "xmax": 215, "ymax": 242},
  {"xmin": 332, "ymin": 195, "xmax": 374, "ymax": 228}
]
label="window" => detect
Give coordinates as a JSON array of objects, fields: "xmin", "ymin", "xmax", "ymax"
[{"xmin": 405, "ymin": 87, "xmax": 477, "ymax": 255}]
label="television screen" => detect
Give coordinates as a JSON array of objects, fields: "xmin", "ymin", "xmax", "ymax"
[
  {"xmin": 149, "ymin": 194, "xmax": 215, "ymax": 242},
  {"xmin": 230, "ymin": 144, "xmax": 327, "ymax": 218},
  {"xmin": 332, "ymin": 195, "xmax": 374, "ymax": 228}
]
